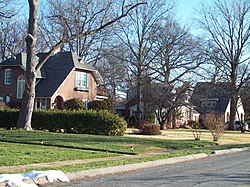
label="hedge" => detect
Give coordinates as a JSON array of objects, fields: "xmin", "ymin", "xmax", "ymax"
[
  {"xmin": 0, "ymin": 108, "xmax": 127, "ymax": 136},
  {"xmin": 64, "ymin": 98, "xmax": 86, "ymax": 110}
]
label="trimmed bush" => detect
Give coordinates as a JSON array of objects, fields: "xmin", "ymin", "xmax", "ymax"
[
  {"xmin": 0, "ymin": 108, "xmax": 19, "ymax": 129},
  {"xmin": 88, "ymin": 100, "xmax": 108, "ymax": 110},
  {"xmin": 64, "ymin": 98, "xmax": 86, "ymax": 110},
  {"xmin": 8, "ymin": 101, "xmax": 22, "ymax": 108},
  {"xmin": 0, "ymin": 108, "xmax": 127, "ymax": 136},
  {"xmin": 138, "ymin": 122, "xmax": 161, "ymax": 135},
  {"xmin": 88, "ymin": 99, "xmax": 113, "ymax": 111}
]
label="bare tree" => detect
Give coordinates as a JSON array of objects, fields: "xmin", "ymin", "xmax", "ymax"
[
  {"xmin": 117, "ymin": 0, "xmax": 176, "ymax": 120},
  {"xmin": 205, "ymin": 113, "xmax": 225, "ymax": 141},
  {"xmin": 17, "ymin": 0, "xmax": 145, "ymax": 130},
  {"xmin": 196, "ymin": 0, "xmax": 250, "ymax": 130},
  {"xmin": 95, "ymin": 44, "xmax": 128, "ymax": 110},
  {"xmin": 150, "ymin": 18, "xmax": 201, "ymax": 83},
  {"xmin": 147, "ymin": 81, "xmax": 191, "ymax": 130},
  {"xmin": 0, "ymin": 0, "xmax": 21, "ymax": 18},
  {"xmin": 0, "ymin": 1, "xmax": 27, "ymax": 61},
  {"xmin": 0, "ymin": 19, "xmax": 26, "ymax": 62},
  {"xmin": 145, "ymin": 17, "xmax": 204, "ymax": 129},
  {"xmin": 38, "ymin": 0, "xmax": 115, "ymax": 65}
]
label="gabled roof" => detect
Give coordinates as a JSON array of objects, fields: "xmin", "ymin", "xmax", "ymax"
[
  {"xmin": 0, "ymin": 52, "xmax": 45, "ymax": 78},
  {"xmin": 35, "ymin": 52, "xmax": 76, "ymax": 97},
  {"xmin": 0, "ymin": 53, "xmax": 27, "ymax": 67},
  {"xmin": 1, "ymin": 51, "xmax": 102, "ymax": 97},
  {"xmin": 36, "ymin": 51, "xmax": 101, "ymax": 97},
  {"xmin": 191, "ymin": 82, "xmax": 231, "ymax": 113},
  {"xmin": 71, "ymin": 52, "xmax": 96, "ymax": 71}
]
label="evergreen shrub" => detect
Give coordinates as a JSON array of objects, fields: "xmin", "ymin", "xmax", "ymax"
[
  {"xmin": 64, "ymin": 98, "xmax": 86, "ymax": 110},
  {"xmin": 0, "ymin": 109, "xmax": 127, "ymax": 136},
  {"xmin": 88, "ymin": 100, "xmax": 108, "ymax": 110},
  {"xmin": 0, "ymin": 108, "xmax": 19, "ymax": 129}
]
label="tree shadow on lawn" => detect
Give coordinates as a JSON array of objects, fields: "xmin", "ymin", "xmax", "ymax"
[
  {"xmin": 0, "ymin": 139, "xmax": 136, "ymax": 155},
  {"xmin": 0, "ymin": 130, "xmax": 217, "ymax": 155}
]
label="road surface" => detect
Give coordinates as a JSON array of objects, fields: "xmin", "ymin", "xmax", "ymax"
[{"xmin": 51, "ymin": 151, "xmax": 250, "ymax": 187}]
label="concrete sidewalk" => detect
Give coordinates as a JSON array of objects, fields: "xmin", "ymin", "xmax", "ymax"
[
  {"xmin": 0, "ymin": 152, "xmax": 163, "ymax": 173},
  {"xmin": 0, "ymin": 147, "xmax": 249, "ymax": 187}
]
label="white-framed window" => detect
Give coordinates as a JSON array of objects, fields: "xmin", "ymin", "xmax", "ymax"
[
  {"xmin": 76, "ymin": 72, "xmax": 88, "ymax": 90},
  {"xmin": 17, "ymin": 75, "xmax": 25, "ymax": 99},
  {"xmin": 4, "ymin": 69, "xmax": 12, "ymax": 84},
  {"xmin": 35, "ymin": 98, "xmax": 49, "ymax": 110}
]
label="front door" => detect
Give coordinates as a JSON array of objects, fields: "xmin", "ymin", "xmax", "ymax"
[{"xmin": 54, "ymin": 96, "xmax": 64, "ymax": 110}]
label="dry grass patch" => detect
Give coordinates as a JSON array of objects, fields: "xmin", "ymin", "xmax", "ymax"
[{"xmin": 126, "ymin": 128, "xmax": 250, "ymax": 145}]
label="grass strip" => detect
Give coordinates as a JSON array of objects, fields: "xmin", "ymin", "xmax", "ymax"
[{"xmin": 3, "ymin": 144, "xmax": 250, "ymax": 174}]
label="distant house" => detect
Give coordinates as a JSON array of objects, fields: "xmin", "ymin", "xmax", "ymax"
[
  {"xmin": 125, "ymin": 80, "xmax": 199, "ymax": 127},
  {"xmin": 0, "ymin": 51, "xmax": 105, "ymax": 110},
  {"xmin": 191, "ymin": 82, "xmax": 245, "ymax": 123},
  {"xmin": 176, "ymin": 105, "xmax": 200, "ymax": 127}
]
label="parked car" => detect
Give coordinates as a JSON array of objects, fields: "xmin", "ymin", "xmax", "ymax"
[
  {"xmin": 225, "ymin": 121, "xmax": 249, "ymax": 131},
  {"xmin": 235, "ymin": 121, "xmax": 249, "ymax": 131}
]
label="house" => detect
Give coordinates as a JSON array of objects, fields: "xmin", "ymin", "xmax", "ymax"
[
  {"xmin": 125, "ymin": 80, "xmax": 199, "ymax": 127},
  {"xmin": 0, "ymin": 51, "xmax": 104, "ymax": 110},
  {"xmin": 176, "ymin": 105, "xmax": 200, "ymax": 127},
  {"xmin": 191, "ymin": 82, "xmax": 245, "ymax": 123},
  {"xmin": 124, "ymin": 78, "xmax": 151, "ymax": 120}
]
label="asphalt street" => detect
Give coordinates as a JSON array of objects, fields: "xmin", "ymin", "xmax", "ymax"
[{"xmin": 51, "ymin": 151, "xmax": 250, "ymax": 187}]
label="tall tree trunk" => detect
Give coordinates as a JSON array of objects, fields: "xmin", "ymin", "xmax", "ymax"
[
  {"xmin": 229, "ymin": 94, "xmax": 237, "ymax": 130},
  {"xmin": 16, "ymin": 0, "xmax": 38, "ymax": 130},
  {"xmin": 228, "ymin": 73, "xmax": 238, "ymax": 130},
  {"xmin": 159, "ymin": 121, "xmax": 165, "ymax": 130},
  {"xmin": 228, "ymin": 61, "xmax": 237, "ymax": 130},
  {"xmin": 156, "ymin": 111, "xmax": 168, "ymax": 130},
  {"xmin": 16, "ymin": 77, "xmax": 36, "ymax": 130},
  {"xmin": 112, "ymin": 81, "xmax": 116, "ymax": 113},
  {"xmin": 136, "ymin": 78, "xmax": 142, "ymax": 120},
  {"xmin": 172, "ymin": 112, "xmax": 176, "ymax": 129}
]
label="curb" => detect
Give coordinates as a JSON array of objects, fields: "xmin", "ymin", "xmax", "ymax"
[
  {"xmin": 67, "ymin": 153, "xmax": 209, "ymax": 181},
  {"xmin": 66, "ymin": 147, "xmax": 250, "ymax": 182},
  {"xmin": 210, "ymin": 147, "xmax": 250, "ymax": 156},
  {"xmin": 0, "ymin": 147, "xmax": 249, "ymax": 187}
]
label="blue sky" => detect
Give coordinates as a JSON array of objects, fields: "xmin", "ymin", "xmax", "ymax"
[{"xmin": 176, "ymin": 0, "xmax": 205, "ymax": 23}]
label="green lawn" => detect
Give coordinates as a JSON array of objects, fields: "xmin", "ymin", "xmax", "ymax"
[
  {"xmin": 0, "ymin": 142, "xmax": 114, "ymax": 166},
  {"xmin": 0, "ymin": 130, "xmax": 217, "ymax": 154},
  {"xmin": 0, "ymin": 130, "xmax": 216, "ymax": 166},
  {"xmin": 0, "ymin": 129, "xmax": 249, "ymax": 174}
]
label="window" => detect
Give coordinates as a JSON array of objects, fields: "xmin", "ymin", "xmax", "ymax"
[
  {"xmin": 35, "ymin": 98, "xmax": 49, "ymax": 109},
  {"xmin": 0, "ymin": 97, "xmax": 3, "ymax": 103},
  {"xmin": 17, "ymin": 75, "xmax": 25, "ymax": 99},
  {"xmin": 4, "ymin": 69, "xmax": 12, "ymax": 84},
  {"xmin": 6, "ymin": 96, "xmax": 10, "ymax": 104},
  {"xmin": 76, "ymin": 72, "xmax": 88, "ymax": 90}
]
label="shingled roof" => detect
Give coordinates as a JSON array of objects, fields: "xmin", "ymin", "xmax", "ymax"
[
  {"xmin": 1, "ymin": 51, "xmax": 101, "ymax": 97},
  {"xmin": 0, "ymin": 53, "xmax": 45, "ymax": 78},
  {"xmin": 0, "ymin": 53, "xmax": 27, "ymax": 67},
  {"xmin": 35, "ymin": 52, "xmax": 75, "ymax": 97},
  {"xmin": 36, "ymin": 51, "xmax": 101, "ymax": 97},
  {"xmin": 191, "ymin": 82, "xmax": 232, "ymax": 114}
]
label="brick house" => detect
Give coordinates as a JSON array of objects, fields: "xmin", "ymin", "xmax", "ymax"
[{"xmin": 0, "ymin": 51, "xmax": 104, "ymax": 110}]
